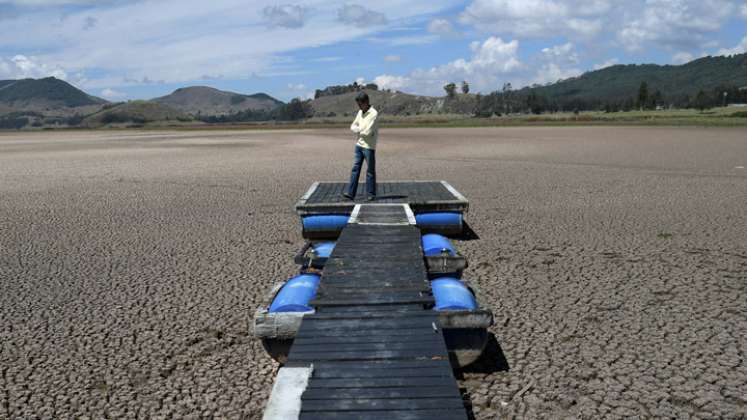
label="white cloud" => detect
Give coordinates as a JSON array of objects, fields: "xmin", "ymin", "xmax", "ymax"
[
  {"xmin": 427, "ymin": 18, "xmax": 458, "ymax": 37},
  {"xmin": 593, "ymin": 58, "xmax": 619, "ymax": 70},
  {"xmin": 533, "ymin": 63, "xmax": 581, "ymax": 85},
  {"xmin": 100, "ymin": 87, "xmax": 125, "ymax": 99},
  {"xmin": 1, "ymin": 0, "xmax": 110, "ymax": 5},
  {"xmin": 337, "ymin": 4, "xmax": 387, "ymax": 27},
  {"xmin": 377, "ymin": 34, "xmax": 438, "ymax": 46},
  {"xmin": 672, "ymin": 51, "xmax": 694, "ymax": 64},
  {"xmin": 262, "ymin": 4, "xmax": 308, "ymax": 29},
  {"xmin": 533, "ymin": 43, "xmax": 582, "ymax": 84},
  {"xmin": 459, "ymin": 0, "xmax": 743, "ymax": 54},
  {"xmin": 0, "ymin": 55, "xmax": 67, "ymax": 79},
  {"xmin": 459, "ymin": 0, "xmax": 611, "ymax": 39},
  {"xmin": 82, "ymin": 16, "xmax": 97, "ymax": 30},
  {"xmin": 312, "ymin": 56, "xmax": 343, "ymax": 63},
  {"xmin": 541, "ymin": 42, "xmax": 579, "ymax": 64},
  {"xmin": 373, "ymin": 38, "xmax": 593, "ymax": 94},
  {"xmin": 717, "ymin": 36, "xmax": 747, "ymax": 56},
  {"xmin": 287, "ymin": 83, "xmax": 306, "ymax": 90},
  {"xmin": 374, "ymin": 36, "xmax": 523, "ymax": 95},
  {"xmin": 0, "ymin": 0, "xmax": 459, "ymax": 89},
  {"xmin": 618, "ymin": 0, "xmax": 736, "ymax": 51},
  {"xmin": 384, "ymin": 55, "xmax": 401, "ymax": 62},
  {"xmin": 373, "ymin": 74, "xmax": 410, "ymax": 91}
]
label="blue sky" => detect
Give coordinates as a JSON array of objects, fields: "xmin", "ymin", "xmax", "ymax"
[{"xmin": 1, "ymin": 0, "xmax": 746, "ymax": 101}]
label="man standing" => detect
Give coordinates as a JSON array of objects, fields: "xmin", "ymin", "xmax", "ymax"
[{"xmin": 343, "ymin": 91, "xmax": 379, "ymax": 201}]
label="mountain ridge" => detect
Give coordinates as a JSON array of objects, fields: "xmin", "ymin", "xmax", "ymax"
[
  {"xmin": 1, "ymin": 53, "xmax": 746, "ymax": 124},
  {"xmin": 515, "ymin": 53, "xmax": 747, "ymax": 107},
  {"xmin": 152, "ymin": 86, "xmax": 284, "ymax": 116},
  {"xmin": 0, "ymin": 77, "xmax": 107, "ymax": 116}
]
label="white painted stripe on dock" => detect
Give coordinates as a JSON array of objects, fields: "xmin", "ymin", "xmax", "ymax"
[
  {"xmin": 348, "ymin": 204, "xmax": 362, "ymax": 224},
  {"xmin": 349, "ymin": 204, "xmax": 415, "ymax": 226},
  {"xmin": 441, "ymin": 180, "xmax": 468, "ymax": 203},
  {"xmin": 262, "ymin": 366, "xmax": 314, "ymax": 420},
  {"xmin": 299, "ymin": 182, "xmax": 319, "ymax": 201},
  {"xmin": 403, "ymin": 204, "xmax": 417, "ymax": 225}
]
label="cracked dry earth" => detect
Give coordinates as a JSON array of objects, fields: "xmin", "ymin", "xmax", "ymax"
[{"xmin": 1, "ymin": 126, "xmax": 746, "ymax": 420}]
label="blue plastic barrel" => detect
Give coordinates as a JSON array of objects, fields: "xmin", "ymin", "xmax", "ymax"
[
  {"xmin": 416, "ymin": 212, "xmax": 462, "ymax": 230},
  {"xmin": 312, "ymin": 242, "xmax": 335, "ymax": 258},
  {"xmin": 302, "ymin": 215, "xmax": 349, "ymax": 232},
  {"xmin": 421, "ymin": 234, "xmax": 456, "ymax": 257},
  {"xmin": 431, "ymin": 277, "xmax": 477, "ymax": 311},
  {"xmin": 268, "ymin": 274, "xmax": 321, "ymax": 313}
]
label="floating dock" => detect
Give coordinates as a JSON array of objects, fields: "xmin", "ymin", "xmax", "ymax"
[
  {"xmin": 296, "ymin": 181, "xmax": 469, "ymax": 215},
  {"xmin": 259, "ymin": 182, "xmax": 490, "ymax": 420}
]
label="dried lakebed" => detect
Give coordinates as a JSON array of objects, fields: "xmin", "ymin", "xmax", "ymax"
[{"xmin": 1, "ymin": 127, "xmax": 746, "ymax": 419}]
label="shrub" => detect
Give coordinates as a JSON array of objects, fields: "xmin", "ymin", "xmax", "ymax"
[{"xmin": 0, "ymin": 117, "xmax": 29, "ymax": 129}]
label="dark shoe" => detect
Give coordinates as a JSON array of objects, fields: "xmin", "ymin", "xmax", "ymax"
[
  {"xmin": 342, "ymin": 193, "xmax": 354, "ymax": 200},
  {"xmin": 367, "ymin": 196, "xmax": 376, "ymax": 202}
]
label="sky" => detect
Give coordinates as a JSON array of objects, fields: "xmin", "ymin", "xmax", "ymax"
[{"xmin": 1, "ymin": 0, "xmax": 746, "ymax": 101}]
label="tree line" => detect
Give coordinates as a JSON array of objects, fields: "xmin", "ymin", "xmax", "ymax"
[
  {"xmin": 315, "ymin": 82, "xmax": 379, "ymax": 99},
  {"xmin": 470, "ymin": 82, "xmax": 747, "ymax": 116},
  {"xmin": 198, "ymin": 98, "xmax": 313, "ymax": 123}
]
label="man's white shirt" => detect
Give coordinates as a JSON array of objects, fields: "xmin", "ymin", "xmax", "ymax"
[{"xmin": 350, "ymin": 107, "xmax": 379, "ymax": 150}]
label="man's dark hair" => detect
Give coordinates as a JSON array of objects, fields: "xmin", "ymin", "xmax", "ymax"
[{"xmin": 355, "ymin": 91, "xmax": 369, "ymax": 104}]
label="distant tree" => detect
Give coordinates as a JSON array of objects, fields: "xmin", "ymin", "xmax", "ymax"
[
  {"xmin": 315, "ymin": 82, "xmax": 375, "ymax": 99},
  {"xmin": 526, "ymin": 92, "xmax": 548, "ymax": 114},
  {"xmin": 0, "ymin": 117, "xmax": 29, "ymax": 129},
  {"xmin": 444, "ymin": 83, "xmax": 457, "ymax": 98},
  {"xmin": 622, "ymin": 97, "xmax": 635, "ymax": 112},
  {"xmin": 278, "ymin": 98, "xmax": 313, "ymax": 120},
  {"xmin": 473, "ymin": 93, "xmax": 483, "ymax": 116},
  {"xmin": 461, "ymin": 81, "xmax": 470, "ymax": 95},
  {"xmin": 502, "ymin": 82, "xmax": 513, "ymax": 114},
  {"xmin": 637, "ymin": 81, "xmax": 649, "ymax": 110},
  {"xmin": 649, "ymin": 89, "xmax": 663, "ymax": 109},
  {"xmin": 694, "ymin": 90, "xmax": 712, "ymax": 111},
  {"xmin": 65, "ymin": 114, "xmax": 84, "ymax": 126}
]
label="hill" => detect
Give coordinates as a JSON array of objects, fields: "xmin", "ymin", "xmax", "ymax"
[
  {"xmin": 82, "ymin": 100, "xmax": 188, "ymax": 127},
  {"xmin": 517, "ymin": 53, "xmax": 747, "ymax": 109},
  {"xmin": 310, "ymin": 89, "xmax": 476, "ymax": 117},
  {"xmin": 0, "ymin": 77, "xmax": 107, "ymax": 116},
  {"xmin": 153, "ymin": 86, "xmax": 283, "ymax": 116},
  {"xmin": 312, "ymin": 54, "xmax": 747, "ymax": 117}
]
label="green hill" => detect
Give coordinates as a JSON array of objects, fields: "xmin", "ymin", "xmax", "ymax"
[
  {"xmin": 310, "ymin": 89, "xmax": 477, "ymax": 117},
  {"xmin": 153, "ymin": 86, "xmax": 283, "ymax": 116},
  {"xmin": 82, "ymin": 100, "xmax": 188, "ymax": 127},
  {"xmin": 0, "ymin": 77, "xmax": 106, "ymax": 108},
  {"xmin": 516, "ymin": 53, "xmax": 747, "ymax": 109}
]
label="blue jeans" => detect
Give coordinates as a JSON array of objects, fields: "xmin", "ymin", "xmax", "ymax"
[{"xmin": 346, "ymin": 146, "xmax": 376, "ymax": 198}]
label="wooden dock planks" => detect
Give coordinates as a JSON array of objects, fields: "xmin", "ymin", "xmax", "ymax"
[
  {"xmin": 295, "ymin": 181, "xmax": 469, "ymax": 216},
  {"xmin": 279, "ymin": 203, "xmax": 468, "ymax": 420}
]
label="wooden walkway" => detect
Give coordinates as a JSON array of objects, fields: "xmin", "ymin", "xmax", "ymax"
[{"xmin": 269, "ymin": 205, "xmax": 468, "ymax": 420}]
